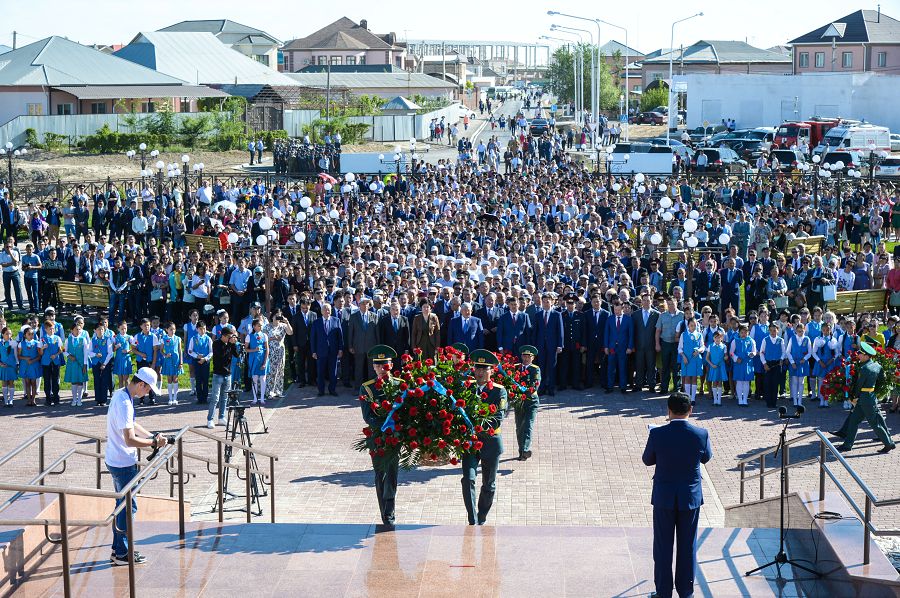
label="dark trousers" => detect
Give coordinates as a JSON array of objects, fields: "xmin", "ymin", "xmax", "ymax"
[
  {"xmin": 23, "ymin": 277, "xmax": 38, "ymax": 311},
  {"xmin": 109, "ymin": 292, "xmax": 126, "ymax": 326},
  {"xmin": 372, "ymin": 455, "xmax": 399, "ymax": 524},
  {"xmin": 195, "ymin": 361, "xmax": 210, "ymax": 403},
  {"xmin": 295, "ymin": 345, "xmax": 315, "ymax": 385},
  {"xmin": 514, "ymin": 401, "xmax": 538, "ymax": 454},
  {"xmin": 43, "ymin": 363, "xmax": 60, "ymax": 405},
  {"xmin": 652, "ymin": 505, "xmax": 700, "ymax": 598},
  {"xmin": 92, "ymin": 364, "xmax": 112, "ymax": 406},
  {"xmin": 136, "ymin": 360, "xmax": 156, "ymax": 404},
  {"xmin": 763, "ymin": 361, "xmax": 782, "ymax": 407},
  {"xmin": 607, "ymin": 351, "xmax": 628, "ymax": 390},
  {"xmin": 634, "ymin": 345, "xmax": 657, "ymax": 389},
  {"xmin": 660, "ymin": 342, "xmax": 680, "ymax": 393},
  {"xmin": 537, "ymin": 349, "xmax": 558, "ymax": 393},
  {"xmin": 461, "ymin": 435, "xmax": 503, "ymax": 525},
  {"xmin": 340, "ymin": 348, "xmax": 353, "ymax": 386},
  {"xmin": 557, "ymin": 348, "xmax": 582, "ymax": 389},
  {"xmin": 316, "ymin": 350, "xmax": 339, "ymax": 394},
  {"xmin": 2, "ymin": 271, "xmax": 23, "ymax": 310},
  {"xmin": 353, "ymin": 354, "xmax": 373, "ymax": 390},
  {"xmin": 837, "ymin": 396, "xmax": 895, "ymax": 449},
  {"xmin": 585, "ymin": 348, "xmax": 604, "ymax": 388}
]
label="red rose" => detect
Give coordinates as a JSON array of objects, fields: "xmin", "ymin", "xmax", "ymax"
[
  {"xmin": 438, "ymin": 440, "xmax": 447, "ymax": 448},
  {"xmin": 374, "ymin": 437, "xmax": 383, "ymax": 446},
  {"xmin": 489, "ymin": 404, "xmax": 497, "ymax": 414},
  {"xmin": 408, "ymin": 428, "xmax": 417, "ymax": 437},
  {"xmin": 488, "ymin": 428, "xmax": 496, "ymax": 436},
  {"xmin": 377, "ymin": 448, "xmax": 386, "ymax": 456},
  {"xmin": 487, "ymin": 380, "xmax": 494, "ymax": 390},
  {"xmin": 464, "ymin": 379, "xmax": 473, "ymax": 387},
  {"xmin": 371, "ymin": 402, "xmax": 380, "ymax": 412},
  {"xmin": 363, "ymin": 427, "xmax": 372, "ymax": 437},
  {"xmin": 456, "ymin": 399, "xmax": 466, "ymax": 407},
  {"xmin": 447, "ymin": 389, "xmax": 454, "ymax": 397},
  {"xmin": 423, "ymin": 437, "xmax": 432, "ymax": 446},
  {"xmin": 430, "ymin": 398, "xmax": 438, "ymax": 406},
  {"xmin": 369, "ymin": 450, "xmax": 375, "ymax": 456},
  {"xmin": 414, "ymin": 347, "xmax": 423, "ymax": 355},
  {"xmin": 416, "ymin": 377, "xmax": 425, "ymax": 386},
  {"xmin": 463, "ymin": 441, "xmax": 471, "ymax": 449},
  {"xmin": 358, "ymin": 395, "xmax": 366, "ymax": 402},
  {"xmin": 427, "ymin": 380, "xmax": 435, "ymax": 388},
  {"xmin": 410, "ymin": 441, "xmax": 419, "ymax": 450},
  {"xmin": 399, "ymin": 382, "xmax": 408, "ymax": 391},
  {"xmin": 842, "ymin": 385, "xmax": 850, "ymax": 392},
  {"xmin": 402, "ymin": 354, "xmax": 412, "ymax": 362},
  {"xmin": 459, "ymin": 425, "xmax": 467, "ymax": 433},
  {"xmin": 474, "ymin": 441, "xmax": 484, "ymax": 450},
  {"xmin": 408, "ymin": 407, "xmax": 418, "ymax": 416},
  {"xmin": 381, "ymin": 400, "xmax": 391, "ymax": 409},
  {"xmin": 480, "ymin": 392, "xmax": 488, "ymax": 399},
  {"xmin": 439, "ymin": 409, "xmax": 448, "ymax": 418},
  {"xmin": 453, "ymin": 439, "xmax": 461, "ymax": 446},
  {"xmin": 447, "ymin": 376, "xmax": 454, "ymax": 384},
  {"xmin": 426, "ymin": 412, "xmax": 434, "ymax": 421},
  {"xmin": 450, "ymin": 457, "xmax": 458, "ymax": 465},
  {"xmin": 475, "ymin": 425, "xmax": 483, "ymax": 433},
  {"xmin": 429, "ymin": 453, "xmax": 437, "ymax": 460},
  {"xmin": 374, "ymin": 380, "xmax": 383, "ymax": 390},
  {"xmin": 425, "ymin": 358, "xmax": 434, "ymax": 366}
]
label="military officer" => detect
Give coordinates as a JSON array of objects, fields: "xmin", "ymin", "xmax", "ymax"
[
  {"xmin": 515, "ymin": 346, "xmax": 541, "ymax": 461},
  {"xmin": 462, "ymin": 349, "xmax": 508, "ymax": 525},
  {"xmin": 833, "ymin": 342, "xmax": 896, "ymax": 454},
  {"xmin": 360, "ymin": 345, "xmax": 401, "ymax": 525},
  {"xmin": 558, "ymin": 292, "xmax": 586, "ymax": 390}
]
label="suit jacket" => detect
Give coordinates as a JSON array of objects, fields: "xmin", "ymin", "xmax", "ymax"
[
  {"xmin": 642, "ymin": 419, "xmax": 712, "ymax": 510},
  {"xmin": 411, "ymin": 312, "xmax": 441, "ymax": 356},
  {"xmin": 496, "ymin": 311, "xmax": 532, "ymax": 354},
  {"xmin": 720, "ymin": 268, "xmax": 743, "ymax": 303},
  {"xmin": 474, "ymin": 304, "xmax": 503, "ymax": 351},
  {"xmin": 534, "ymin": 309, "xmax": 563, "ymax": 352},
  {"xmin": 289, "ymin": 307, "xmax": 317, "ymax": 348},
  {"xmin": 603, "ymin": 313, "xmax": 634, "ymax": 353},
  {"xmin": 447, "ymin": 315, "xmax": 484, "ymax": 352},
  {"xmin": 560, "ymin": 309, "xmax": 587, "ymax": 350},
  {"xmin": 310, "ymin": 315, "xmax": 343, "ymax": 357},
  {"xmin": 693, "ymin": 270, "xmax": 721, "ymax": 300},
  {"xmin": 631, "ymin": 308, "xmax": 660, "ymax": 351},
  {"xmin": 348, "ymin": 310, "xmax": 379, "ymax": 356},
  {"xmin": 585, "ymin": 308, "xmax": 609, "ymax": 353},
  {"xmin": 377, "ymin": 314, "xmax": 411, "ymax": 356}
]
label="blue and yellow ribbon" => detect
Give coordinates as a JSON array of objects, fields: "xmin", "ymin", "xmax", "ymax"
[{"xmin": 381, "ymin": 378, "xmax": 474, "ymax": 433}]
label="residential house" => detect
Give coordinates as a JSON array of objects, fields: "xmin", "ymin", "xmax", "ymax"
[
  {"xmin": 158, "ymin": 19, "xmax": 281, "ymax": 69},
  {"xmin": 598, "ymin": 40, "xmax": 644, "ymax": 93},
  {"xmin": 788, "ymin": 9, "xmax": 900, "ymax": 74},
  {"xmin": 640, "ymin": 40, "xmax": 792, "ymax": 89},
  {"xmin": 284, "ymin": 72, "xmax": 455, "ymax": 100},
  {"xmin": 280, "ymin": 17, "xmax": 407, "ymax": 73}
]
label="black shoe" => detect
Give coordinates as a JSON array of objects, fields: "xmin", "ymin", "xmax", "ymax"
[
  {"xmin": 837, "ymin": 445, "xmax": 853, "ymax": 453},
  {"xmin": 148, "ymin": 399, "xmax": 156, "ymax": 406},
  {"xmin": 523, "ymin": 450, "xmax": 532, "ymax": 460},
  {"xmin": 518, "ymin": 453, "xmax": 525, "ymax": 461},
  {"xmin": 316, "ymin": 392, "xmax": 324, "ymax": 397},
  {"xmin": 605, "ymin": 388, "xmax": 613, "ymax": 394},
  {"xmin": 831, "ymin": 430, "xmax": 846, "ymax": 439},
  {"xmin": 878, "ymin": 444, "xmax": 896, "ymax": 454},
  {"xmin": 329, "ymin": 390, "xmax": 338, "ymax": 396}
]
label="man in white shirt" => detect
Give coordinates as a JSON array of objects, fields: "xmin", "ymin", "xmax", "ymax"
[{"xmin": 105, "ymin": 367, "xmax": 166, "ymax": 566}]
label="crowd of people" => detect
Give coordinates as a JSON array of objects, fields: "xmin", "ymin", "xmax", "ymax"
[{"xmin": 0, "ymin": 123, "xmax": 897, "ymax": 439}]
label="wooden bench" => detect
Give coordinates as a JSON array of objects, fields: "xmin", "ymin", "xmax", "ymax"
[
  {"xmin": 827, "ymin": 289, "xmax": 887, "ymax": 315},
  {"xmin": 55, "ymin": 281, "xmax": 110, "ymax": 314},
  {"xmin": 184, "ymin": 233, "xmax": 219, "ymax": 253},
  {"xmin": 786, "ymin": 235, "xmax": 825, "ymax": 256}
]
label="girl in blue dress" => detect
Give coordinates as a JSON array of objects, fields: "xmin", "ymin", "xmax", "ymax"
[
  {"xmin": 751, "ymin": 310, "xmax": 770, "ymax": 401},
  {"xmin": 64, "ymin": 321, "xmax": 90, "ymax": 407},
  {"xmin": 811, "ymin": 322, "xmax": 840, "ymax": 408},
  {"xmin": 112, "ymin": 321, "xmax": 135, "ymax": 388},
  {"xmin": 183, "ymin": 309, "xmax": 200, "ymax": 397},
  {"xmin": 705, "ymin": 329, "xmax": 728, "ymax": 406},
  {"xmin": 40, "ymin": 320, "xmax": 64, "ymax": 406},
  {"xmin": 701, "ymin": 314, "xmax": 724, "ymax": 400},
  {"xmin": 729, "ymin": 324, "xmax": 757, "ymax": 406},
  {"xmin": 725, "ymin": 317, "xmax": 740, "ymax": 401},
  {"xmin": 18, "ymin": 326, "xmax": 43, "ymax": 407},
  {"xmin": 679, "ymin": 318, "xmax": 705, "ymax": 405},
  {"xmin": 785, "ymin": 322, "xmax": 812, "ymax": 408},
  {"xmin": 159, "ymin": 322, "xmax": 183, "ymax": 406},
  {"xmin": 245, "ymin": 318, "xmax": 269, "ymax": 405},
  {"xmin": 0, "ymin": 327, "xmax": 17, "ymax": 407}
]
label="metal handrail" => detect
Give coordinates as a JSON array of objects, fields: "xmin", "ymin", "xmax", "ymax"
[
  {"xmin": 736, "ymin": 426, "xmax": 900, "ymax": 565},
  {"xmin": 0, "ymin": 425, "xmax": 279, "ymax": 598}
]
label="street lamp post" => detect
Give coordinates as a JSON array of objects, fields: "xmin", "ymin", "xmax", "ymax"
[
  {"xmin": 596, "ymin": 18, "xmax": 630, "ymax": 141},
  {"xmin": 548, "ymin": 11, "xmax": 600, "ymax": 142},
  {"xmin": 542, "ymin": 34, "xmax": 583, "ymax": 126},
  {"xmin": 551, "ymin": 23, "xmax": 594, "ymax": 139},
  {"xmin": 811, "ymin": 154, "xmax": 821, "ymax": 209},
  {"xmin": 344, "ymin": 172, "xmax": 357, "ymax": 250},
  {"xmin": 865, "ymin": 143, "xmax": 887, "ymax": 185},
  {"xmin": 181, "ymin": 154, "xmax": 191, "ymax": 199},
  {"xmin": 126, "ymin": 142, "xmax": 149, "ymax": 170},
  {"xmin": 0, "ymin": 142, "xmax": 27, "ymax": 203},
  {"xmin": 666, "ymin": 12, "xmax": 703, "ymax": 146}
]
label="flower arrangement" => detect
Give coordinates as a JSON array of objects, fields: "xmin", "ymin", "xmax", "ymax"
[
  {"xmin": 354, "ymin": 346, "xmax": 500, "ymax": 469},
  {"xmin": 820, "ymin": 346, "xmax": 899, "ymax": 404},
  {"xmin": 492, "ymin": 352, "xmax": 535, "ymax": 409}
]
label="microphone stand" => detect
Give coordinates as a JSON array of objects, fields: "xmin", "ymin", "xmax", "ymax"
[{"xmin": 745, "ymin": 407, "xmax": 820, "ymax": 578}]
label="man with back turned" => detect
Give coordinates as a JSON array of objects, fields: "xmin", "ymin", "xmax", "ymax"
[{"xmin": 642, "ymin": 393, "xmax": 713, "ymax": 598}]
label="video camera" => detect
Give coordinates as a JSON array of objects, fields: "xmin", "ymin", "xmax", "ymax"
[{"xmin": 146, "ymin": 435, "xmax": 175, "ymax": 461}]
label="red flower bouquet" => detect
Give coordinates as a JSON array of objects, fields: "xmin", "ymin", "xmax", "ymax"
[{"xmin": 820, "ymin": 346, "xmax": 899, "ymax": 404}]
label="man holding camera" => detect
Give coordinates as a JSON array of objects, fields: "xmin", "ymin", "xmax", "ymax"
[
  {"xmin": 208, "ymin": 324, "xmax": 240, "ymax": 428},
  {"xmin": 105, "ymin": 367, "xmax": 166, "ymax": 566}
]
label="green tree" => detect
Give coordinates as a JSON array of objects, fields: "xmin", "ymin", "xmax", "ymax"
[
  {"xmin": 547, "ymin": 45, "xmax": 619, "ymax": 110},
  {"xmin": 178, "ymin": 114, "xmax": 212, "ymax": 149},
  {"xmin": 641, "ymin": 87, "xmax": 669, "ymax": 112}
]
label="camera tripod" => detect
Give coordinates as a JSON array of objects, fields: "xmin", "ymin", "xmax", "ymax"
[{"xmin": 213, "ymin": 391, "xmax": 267, "ymax": 516}]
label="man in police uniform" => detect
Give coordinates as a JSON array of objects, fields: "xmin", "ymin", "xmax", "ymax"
[
  {"xmin": 462, "ymin": 349, "xmax": 508, "ymax": 525},
  {"xmin": 359, "ymin": 345, "xmax": 401, "ymax": 525},
  {"xmin": 833, "ymin": 342, "xmax": 896, "ymax": 454},
  {"xmin": 514, "ymin": 346, "xmax": 541, "ymax": 461}
]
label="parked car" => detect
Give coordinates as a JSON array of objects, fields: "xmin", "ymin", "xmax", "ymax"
[
  {"xmin": 630, "ymin": 111, "xmax": 666, "ymax": 125},
  {"xmin": 769, "ymin": 149, "xmax": 808, "ymax": 171},
  {"xmin": 820, "ymin": 150, "xmax": 864, "ymax": 173},
  {"xmin": 705, "ymin": 129, "xmax": 749, "ymax": 146},
  {"xmin": 715, "ymin": 138, "xmax": 767, "ymax": 162},
  {"xmin": 528, "ymin": 118, "xmax": 550, "ymax": 136},
  {"xmin": 688, "ymin": 125, "xmax": 726, "ymax": 144},
  {"xmin": 743, "ymin": 127, "xmax": 776, "ymax": 144},
  {"xmin": 890, "ymin": 133, "xmax": 900, "ymax": 152},
  {"xmin": 875, "ymin": 157, "xmax": 900, "ymax": 179},
  {"xmin": 691, "ymin": 147, "xmax": 747, "ymax": 173}
]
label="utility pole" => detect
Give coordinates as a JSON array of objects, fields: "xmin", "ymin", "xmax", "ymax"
[
  {"xmin": 325, "ymin": 61, "xmax": 331, "ymax": 123},
  {"xmin": 12, "ymin": 31, "xmax": 16, "ymax": 50}
]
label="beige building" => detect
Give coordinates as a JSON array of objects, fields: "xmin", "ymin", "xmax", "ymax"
[
  {"xmin": 789, "ymin": 9, "xmax": 900, "ymax": 74},
  {"xmin": 640, "ymin": 40, "xmax": 792, "ymax": 89},
  {"xmin": 281, "ymin": 18, "xmax": 407, "ymax": 73}
]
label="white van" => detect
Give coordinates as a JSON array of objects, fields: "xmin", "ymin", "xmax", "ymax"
[
  {"xmin": 608, "ymin": 143, "xmax": 675, "ymax": 175},
  {"xmin": 812, "ymin": 124, "xmax": 891, "ymax": 156}
]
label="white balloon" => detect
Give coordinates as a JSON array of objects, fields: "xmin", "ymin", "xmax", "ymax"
[
  {"xmin": 286, "ymin": 205, "xmax": 294, "ymax": 213},
  {"xmin": 256, "ymin": 235, "xmax": 268, "ymax": 246},
  {"xmin": 686, "ymin": 235, "xmax": 699, "ymax": 248},
  {"xmin": 226, "ymin": 232, "xmax": 238, "ymax": 244},
  {"xmin": 659, "ymin": 197, "xmax": 673, "ymax": 209},
  {"xmin": 329, "ymin": 209, "xmax": 340, "ymax": 220},
  {"xmin": 650, "ymin": 233, "xmax": 663, "ymax": 245},
  {"xmin": 611, "ymin": 183, "xmax": 621, "ymax": 192},
  {"xmin": 662, "ymin": 211, "xmax": 674, "ymax": 222},
  {"xmin": 719, "ymin": 233, "xmax": 731, "ymax": 245},
  {"xmin": 658, "ymin": 184, "xmax": 668, "ymax": 192},
  {"xmin": 297, "ymin": 212, "xmax": 307, "ymax": 222},
  {"xmin": 300, "ymin": 197, "xmax": 312, "ymax": 209},
  {"xmin": 295, "ymin": 231, "xmax": 306, "ymax": 243},
  {"xmin": 324, "ymin": 183, "xmax": 333, "ymax": 191},
  {"xmin": 684, "ymin": 218, "xmax": 698, "ymax": 233},
  {"xmin": 272, "ymin": 209, "xmax": 283, "ymax": 219},
  {"xmin": 631, "ymin": 210, "xmax": 641, "ymax": 221},
  {"xmin": 689, "ymin": 210, "xmax": 700, "ymax": 220}
]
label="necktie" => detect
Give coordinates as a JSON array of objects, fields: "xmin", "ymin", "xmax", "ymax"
[
  {"xmin": 643, "ymin": 311, "xmax": 648, "ymax": 326},
  {"xmin": 617, "ymin": 316, "xmax": 621, "ymax": 329},
  {"xmin": 544, "ymin": 311, "xmax": 549, "ymax": 325},
  {"xmin": 393, "ymin": 319, "xmax": 398, "ymax": 332},
  {"xmin": 325, "ymin": 320, "xmax": 330, "ymax": 335},
  {"xmin": 362, "ymin": 314, "xmax": 367, "ymax": 330},
  {"xmin": 463, "ymin": 319, "xmax": 468, "ymax": 334}
]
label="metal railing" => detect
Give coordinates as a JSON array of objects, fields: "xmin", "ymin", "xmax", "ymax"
[
  {"xmin": 0, "ymin": 425, "xmax": 278, "ymax": 598},
  {"xmin": 737, "ymin": 428, "xmax": 900, "ymax": 565}
]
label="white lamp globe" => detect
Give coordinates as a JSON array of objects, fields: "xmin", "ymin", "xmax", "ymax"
[
  {"xmin": 835, "ymin": 161, "xmax": 845, "ymax": 170},
  {"xmin": 689, "ymin": 210, "xmax": 700, "ymax": 220},
  {"xmin": 379, "ymin": 154, "xmax": 385, "ymax": 161},
  {"xmin": 659, "ymin": 196, "xmax": 673, "ymax": 209},
  {"xmin": 662, "ymin": 211, "xmax": 674, "ymax": 222},
  {"xmin": 267, "ymin": 230, "xmax": 278, "ymax": 240},
  {"xmin": 295, "ymin": 231, "xmax": 306, "ymax": 243},
  {"xmin": 181, "ymin": 154, "xmax": 190, "ymax": 164},
  {"xmin": 631, "ymin": 210, "xmax": 641, "ymax": 221},
  {"xmin": 272, "ymin": 209, "xmax": 283, "ymax": 219},
  {"xmin": 812, "ymin": 155, "xmax": 821, "ymax": 164},
  {"xmin": 369, "ymin": 182, "xmax": 378, "ymax": 191},
  {"xmin": 155, "ymin": 160, "xmax": 165, "ymax": 169},
  {"xmin": 684, "ymin": 218, "xmax": 698, "ymax": 233},
  {"xmin": 139, "ymin": 143, "xmax": 147, "ymax": 151},
  {"xmin": 686, "ymin": 235, "xmax": 699, "ymax": 248},
  {"xmin": 658, "ymin": 183, "xmax": 668, "ymax": 193},
  {"xmin": 612, "ymin": 183, "xmax": 621, "ymax": 192},
  {"xmin": 324, "ymin": 183, "xmax": 333, "ymax": 191},
  {"xmin": 634, "ymin": 173, "xmax": 645, "ymax": 183},
  {"xmin": 719, "ymin": 233, "xmax": 731, "ymax": 245},
  {"xmin": 226, "ymin": 232, "xmax": 238, "ymax": 244},
  {"xmin": 258, "ymin": 216, "xmax": 273, "ymax": 231},
  {"xmin": 300, "ymin": 197, "xmax": 312, "ymax": 209},
  {"xmin": 329, "ymin": 209, "xmax": 340, "ymax": 219},
  {"xmin": 297, "ymin": 212, "xmax": 307, "ymax": 222},
  {"xmin": 637, "ymin": 185, "xmax": 646, "ymax": 194},
  {"xmin": 650, "ymin": 233, "xmax": 663, "ymax": 245},
  {"xmin": 345, "ymin": 172, "xmax": 356, "ymax": 182},
  {"xmin": 256, "ymin": 235, "xmax": 268, "ymax": 246}
]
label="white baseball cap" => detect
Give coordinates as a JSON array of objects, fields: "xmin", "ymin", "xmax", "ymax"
[{"xmin": 135, "ymin": 367, "xmax": 163, "ymax": 395}]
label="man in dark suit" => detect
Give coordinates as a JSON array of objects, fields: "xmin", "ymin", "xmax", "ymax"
[
  {"xmin": 558, "ymin": 293, "xmax": 586, "ymax": 391},
  {"xmin": 290, "ymin": 295, "xmax": 317, "ymax": 387},
  {"xmin": 584, "ymin": 294, "xmax": 609, "ymax": 388},
  {"xmin": 474, "ymin": 293, "xmax": 502, "ymax": 351},
  {"xmin": 631, "ymin": 293, "xmax": 660, "ymax": 392},
  {"xmin": 447, "ymin": 303, "xmax": 484, "ymax": 352},
  {"xmin": 692, "ymin": 259, "xmax": 721, "ymax": 306},
  {"xmin": 347, "ymin": 297, "xmax": 380, "ymax": 389},
  {"xmin": 719, "ymin": 257, "xmax": 743, "ymax": 318},
  {"xmin": 310, "ymin": 303, "xmax": 343, "ymax": 396},
  {"xmin": 604, "ymin": 300, "xmax": 634, "ymax": 392},
  {"xmin": 496, "ymin": 296, "xmax": 531, "ymax": 356},
  {"xmin": 642, "ymin": 393, "xmax": 712, "ymax": 598},
  {"xmin": 377, "ymin": 302, "xmax": 411, "ymax": 357},
  {"xmin": 533, "ymin": 293, "xmax": 563, "ymax": 396}
]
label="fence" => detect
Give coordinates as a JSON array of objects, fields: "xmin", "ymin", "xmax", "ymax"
[{"xmin": 0, "ymin": 113, "xmax": 210, "ymax": 148}]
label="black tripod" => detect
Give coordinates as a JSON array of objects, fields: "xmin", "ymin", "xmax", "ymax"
[
  {"xmin": 213, "ymin": 391, "xmax": 267, "ymax": 516},
  {"xmin": 745, "ymin": 406, "xmax": 820, "ymax": 579}
]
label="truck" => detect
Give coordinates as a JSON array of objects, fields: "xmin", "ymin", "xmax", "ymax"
[
  {"xmin": 607, "ymin": 143, "xmax": 675, "ymax": 175},
  {"xmin": 774, "ymin": 117, "xmax": 842, "ymax": 151},
  {"xmin": 812, "ymin": 123, "xmax": 891, "ymax": 156}
]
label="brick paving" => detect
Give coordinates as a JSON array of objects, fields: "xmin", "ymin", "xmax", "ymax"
[{"xmin": 1, "ymin": 385, "xmax": 898, "ymax": 533}]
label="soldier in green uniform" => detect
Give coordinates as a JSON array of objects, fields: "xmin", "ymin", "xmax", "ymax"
[
  {"xmin": 360, "ymin": 345, "xmax": 401, "ymax": 525},
  {"xmin": 514, "ymin": 345, "xmax": 541, "ymax": 461},
  {"xmin": 462, "ymin": 349, "xmax": 508, "ymax": 525},
  {"xmin": 832, "ymin": 342, "xmax": 896, "ymax": 454}
]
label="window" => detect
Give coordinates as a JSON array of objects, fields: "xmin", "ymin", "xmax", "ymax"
[
  {"xmin": 359, "ymin": 56, "xmax": 366, "ymax": 65},
  {"xmin": 330, "ymin": 56, "xmax": 341, "ymax": 65},
  {"xmin": 284, "ymin": 53, "xmax": 292, "ymax": 72},
  {"xmin": 140, "ymin": 102, "xmax": 155, "ymax": 113},
  {"xmin": 652, "ymin": 72, "xmax": 663, "ymax": 81},
  {"xmin": 385, "ymin": 51, "xmax": 390, "ymax": 63},
  {"xmin": 317, "ymin": 56, "xmax": 327, "ymax": 65},
  {"xmin": 877, "ymin": 52, "xmax": 887, "ymax": 68},
  {"xmin": 346, "ymin": 56, "xmax": 356, "ymax": 65},
  {"xmin": 26, "ymin": 103, "xmax": 42, "ymax": 116},
  {"xmin": 799, "ymin": 52, "xmax": 809, "ymax": 68},
  {"xmin": 90, "ymin": 102, "xmax": 106, "ymax": 114},
  {"xmin": 56, "ymin": 103, "xmax": 73, "ymax": 115},
  {"xmin": 815, "ymin": 52, "xmax": 825, "ymax": 68},
  {"xmin": 842, "ymin": 52, "xmax": 852, "ymax": 68},
  {"xmin": 254, "ymin": 54, "xmax": 269, "ymax": 66},
  {"xmin": 632, "ymin": 85, "xmax": 642, "ymax": 93}
]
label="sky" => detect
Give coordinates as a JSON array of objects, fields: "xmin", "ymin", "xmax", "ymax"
[{"xmin": 1, "ymin": 0, "xmax": 894, "ymax": 56}]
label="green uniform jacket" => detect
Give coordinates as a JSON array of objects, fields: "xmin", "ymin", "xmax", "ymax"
[
  {"xmin": 476, "ymin": 383, "xmax": 508, "ymax": 435},
  {"xmin": 853, "ymin": 360, "xmax": 883, "ymax": 401},
  {"xmin": 360, "ymin": 377, "xmax": 396, "ymax": 450},
  {"xmin": 517, "ymin": 364, "xmax": 541, "ymax": 406}
]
